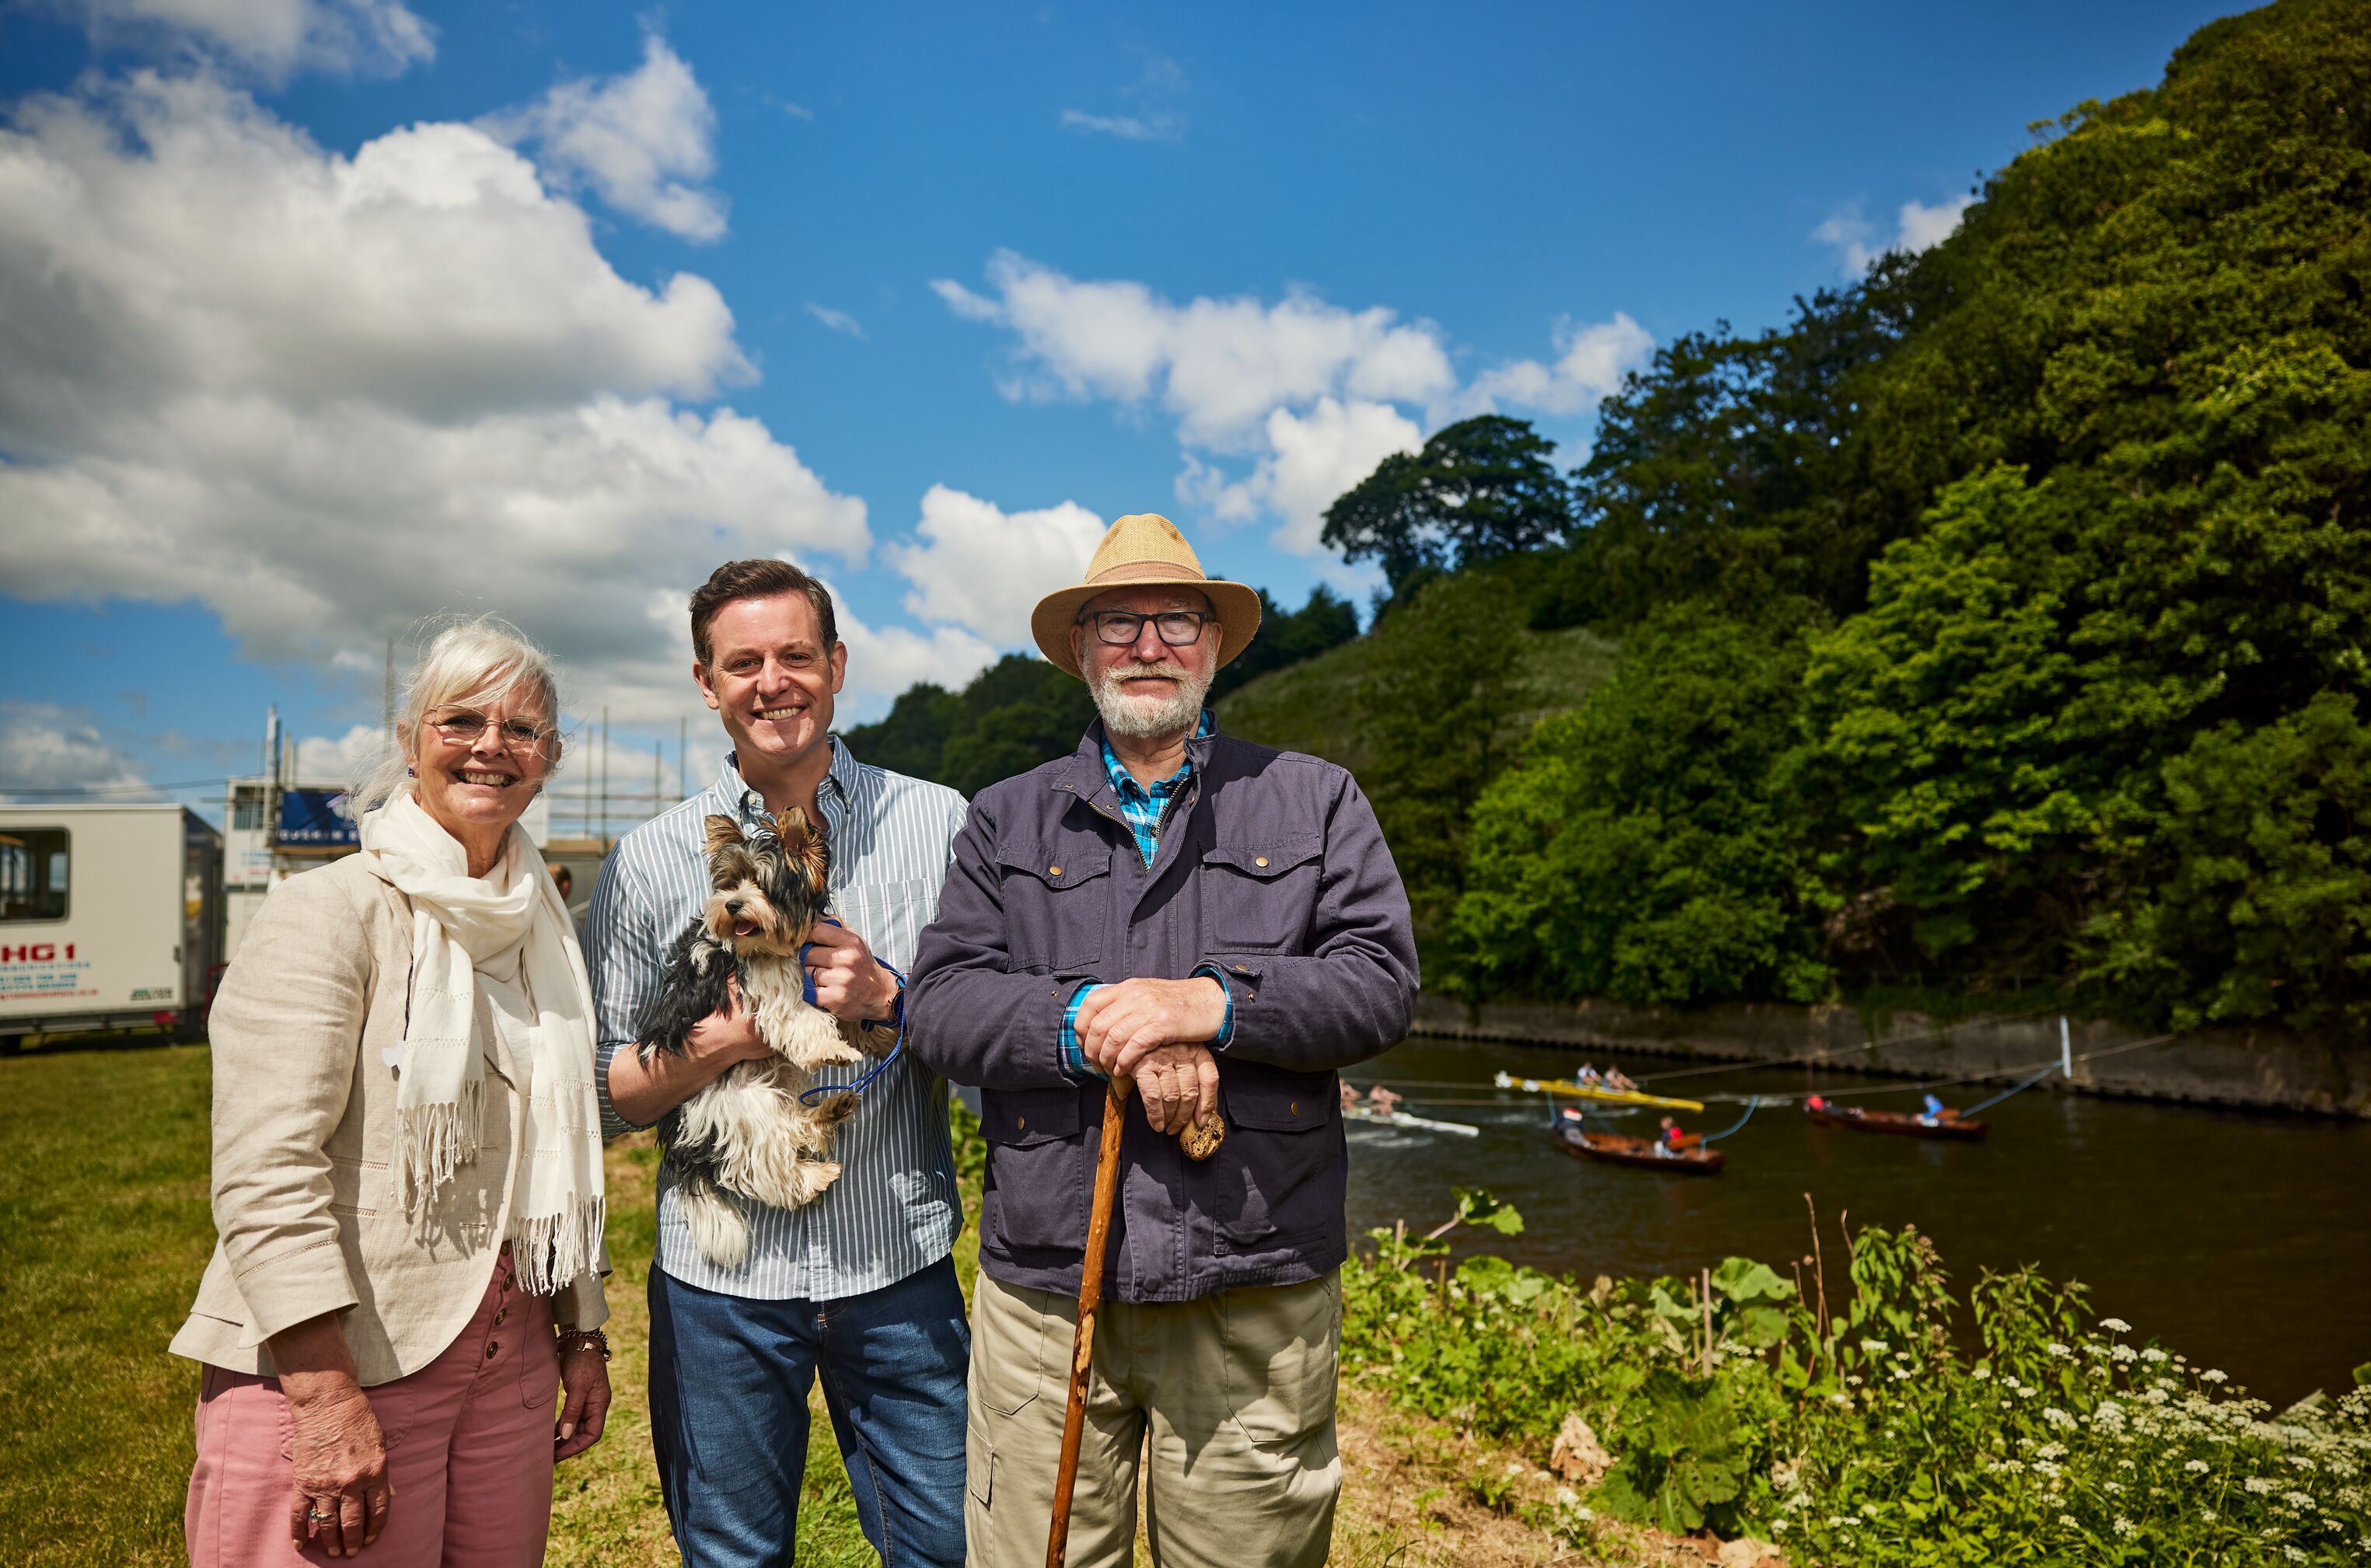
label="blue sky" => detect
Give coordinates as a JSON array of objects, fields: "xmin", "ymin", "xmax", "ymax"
[{"xmin": 0, "ymin": 0, "xmax": 2240, "ymax": 823}]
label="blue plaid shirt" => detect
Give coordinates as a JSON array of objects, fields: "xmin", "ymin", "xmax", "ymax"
[{"xmin": 1057, "ymin": 711, "xmax": 1233, "ymax": 1079}]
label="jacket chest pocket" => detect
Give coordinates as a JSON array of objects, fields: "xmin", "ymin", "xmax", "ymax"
[
  {"xmin": 994, "ymin": 843, "xmax": 1112, "ymax": 971},
  {"xmin": 1198, "ymin": 833, "xmax": 1324, "ymax": 955}
]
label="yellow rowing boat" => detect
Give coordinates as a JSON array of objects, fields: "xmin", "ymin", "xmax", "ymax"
[{"xmin": 1493, "ymin": 1070, "xmax": 1704, "ymax": 1113}]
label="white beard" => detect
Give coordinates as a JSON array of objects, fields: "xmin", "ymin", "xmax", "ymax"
[{"xmin": 1092, "ymin": 662, "xmax": 1213, "ymax": 739}]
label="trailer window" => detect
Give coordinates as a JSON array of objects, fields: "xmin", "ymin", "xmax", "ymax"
[{"xmin": 0, "ymin": 829, "xmax": 69, "ymax": 923}]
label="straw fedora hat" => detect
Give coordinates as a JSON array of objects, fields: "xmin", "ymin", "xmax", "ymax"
[{"xmin": 1031, "ymin": 514, "xmax": 1262, "ymax": 679}]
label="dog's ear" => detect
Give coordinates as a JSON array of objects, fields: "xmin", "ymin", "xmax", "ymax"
[
  {"xmin": 703, "ymin": 815, "xmax": 745, "ymax": 856},
  {"xmin": 774, "ymin": 807, "xmax": 830, "ymax": 886}
]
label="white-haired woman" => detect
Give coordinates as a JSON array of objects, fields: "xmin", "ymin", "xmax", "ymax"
[{"xmin": 173, "ymin": 618, "xmax": 611, "ymax": 1566}]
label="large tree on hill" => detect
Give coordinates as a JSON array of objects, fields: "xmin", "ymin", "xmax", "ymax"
[{"xmin": 1322, "ymin": 415, "xmax": 1573, "ymax": 602}]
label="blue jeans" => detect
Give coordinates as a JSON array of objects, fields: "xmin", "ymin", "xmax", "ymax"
[{"xmin": 648, "ymin": 1255, "xmax": 970, "ymax": 1567}]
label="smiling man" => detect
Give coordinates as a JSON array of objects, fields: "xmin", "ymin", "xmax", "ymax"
[
  {"xmin": 584, "ymin": 558, "xmax": 971, "ymax": 1568},
  {"xmin": 907, "ymin": 515, "xmax": 1418, "ymax": 1568}
]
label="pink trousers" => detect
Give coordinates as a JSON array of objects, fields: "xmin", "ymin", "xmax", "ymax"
[{"xmin": 185, "ymin": 1248, "xmax": 559, "ymax": 1568}]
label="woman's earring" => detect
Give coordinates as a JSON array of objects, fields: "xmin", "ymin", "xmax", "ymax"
[{"xmin": 406, "ymin": 767, "xmax": 416, "ymax": 777}]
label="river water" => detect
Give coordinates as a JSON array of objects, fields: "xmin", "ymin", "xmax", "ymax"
[{"xmin": 1341, "ymin": 1035, "xmax": 2371, "ymax": 1408}]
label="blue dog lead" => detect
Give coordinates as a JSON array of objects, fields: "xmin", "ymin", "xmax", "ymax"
[{"xmin": 794, "ymin": 917, "xmax": 906, "ymax": 1106}]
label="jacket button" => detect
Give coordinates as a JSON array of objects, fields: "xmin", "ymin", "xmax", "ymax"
[
  {"xmin": 1255, "ymin": 856, "xmax": 1269, "ymax": 868},
  {"xmin": 485, "ymin": 1343, "xmax": 499, "ymax": 1360},
  {"xmin": 1289, "ymin": 1101, "xmax": 1299, "ymax": 1116},
  {"xmin": 1049, "ymin": 864, "xmax": 1063, "ymax": 877},
  {"xmin": 1017, "ymin": 1116, "xmax": 1027, "ymax": 1130}
]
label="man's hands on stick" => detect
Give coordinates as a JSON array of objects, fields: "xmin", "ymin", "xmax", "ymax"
[{"xmin": 1075, "ymin": 976, "xmax": 1227, "ymax": 1134}]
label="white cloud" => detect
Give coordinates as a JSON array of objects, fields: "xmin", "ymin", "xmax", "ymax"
[
  {"xmin": 931, "ymin": 250, "xmax": 1455, "ymax": 449},
  {"xmin": 1817, "ymin": 194, "xmax": 1973, "ymax": 274},
  {"xmin": 1897, "ymin": 194, "xmax": 1974, "ymax": 253},
  {"xmin": 64, "ymin": 0, "xmax": 435, "ymax": 79},
  {"xmin": 294, "ymin": 722, "xmax": 382, "ymax": 781},
  {"xmin": 887, "ymin": 486, "xmax": 1105, "ymax": 643},
  {"xmin": 1454, "ymin": 312, "xmax": 1655, "ymax": 420},
  {"xmin": 935, "ymin": 250, "xmax": 1650, "ymax": 556},
  {"xmin": 484, "ymin": 32, "xmax": 727, "ymax": 242},
  {"xmin": 0, "ymin": 703, "xmax": 152, "ymax": 798},
  {"xmin": 0, "ymin": 70, "xmax": 866, "ymax": 728},
  {"xmin": 829, "ymin": 592, "xmax": 1001, "ymax": 713},
  {"xmin": 1183, "ymin": 399, "xmax": 1423, "ymax": 554},
  {"xmin": 805, "ymin": 302, "xmax": 866, "ymax": 339},
  {"xmin": 1058, "ymin": 109, "xmax": 1182, "ymax": 143}
]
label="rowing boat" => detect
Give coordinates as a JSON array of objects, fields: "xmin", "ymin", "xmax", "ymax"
[
  {"xmin": 1804, "ymin": 1102, "xmax": 1989, "ymax": 1142},
  {"xmin": 1494, "ymin": 1070, "xmax": 1705, "ymax": 1113},
  {"xmin": 1550, "ymin": 1122, "xmax": 1725, "ymax": 1174},
  {"xmin": 1344, "ymin": 1105, "xmax": 1481, "ymax": 1137}
]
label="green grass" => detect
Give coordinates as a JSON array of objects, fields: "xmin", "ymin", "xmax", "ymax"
[
  {"xmin": 0, "ymin": 1043, "xmax": 976, "ymax": 1568},
  {"xmin": 1217, "ymin": 623, "xmax": 1621, "ymax": 774}
]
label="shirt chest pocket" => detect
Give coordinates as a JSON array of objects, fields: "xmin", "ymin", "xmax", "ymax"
[
  {"xmin": 1199, "ymin": 833, "xmax": 1324, "ymax": 954},
  {"xmin": 993, "ymin": 843, "xmax": 1112, "ymax": 972}
]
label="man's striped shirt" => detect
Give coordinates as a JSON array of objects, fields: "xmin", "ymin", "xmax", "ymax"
[{"xmin": 585, "ymin": 739, "xmax": 969, "ymax": 1301}]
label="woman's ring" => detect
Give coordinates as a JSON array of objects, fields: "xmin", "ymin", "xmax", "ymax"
[{"xmin": 308, "ymin": 1503, "xmax": 336, "ymax": 1522}]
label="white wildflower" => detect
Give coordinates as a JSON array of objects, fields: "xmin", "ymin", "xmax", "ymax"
[
  {"xmin": 2111, "ymin": 1343, "xmax": 2139, "ymax": 1364},
  {"xmin": 2203, "ymin": 1369, "xmax": 2229, "ymax": 1384},
  {"xmin": 2245, "ymin": 1477, "xmax": 2276, "ymax": 1496},
  {"xmin": 1554, "ymin": 1487, "xmax": 1578, "ymax": 1507},
  {"xmin": 2100, "ymin": 1317, "xmax": 2131, "ymax": 1333},
  {"xmin": 2283, "ymin": 1492, "xmax": 2317, "ymax": 1510},
  {"xmin": 2042, "ymin": 1407, "xmax": 2077, "ymax": 1430},
  {"xmin": 2057, "ymin": 1514, "xmax": 2079, "ymax": 1528},
  {"xmin": 2047, "ymin": 1342, "xmax": 2073, "ymax": 1358},
  {"xmin": 1861, "ymin": 1339, "xmax": 1890, "ymax": 1355},
  {"xmin": 2112, "ymin": 1515, "xmax": 2134, "ymax": 1537},
  {"xmin": 2185, "ymin": 1460, "xmax": 2209, "ymax": 1474},
  {"xmin": 2142, "ymin": 1348, "xmax": 2169, "ymax": 1364}
]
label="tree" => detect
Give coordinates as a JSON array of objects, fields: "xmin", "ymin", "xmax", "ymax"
[
  {"xmin": 841, "ymin": 683, "xmax": 961, "ymax": 780},
  {"xmin": 1454, "ymin": 607, "xmax": 1829, "ymax": 1007},
  {"xmin": 1355, "ymin": 568, "xmax": 1533, "ymax": 942},
  {"xmin": 1322, "ymin": 416, "xmax": 1573, "ymax": 602}
]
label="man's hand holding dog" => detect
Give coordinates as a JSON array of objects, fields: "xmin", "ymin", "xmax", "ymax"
[
  {"xmin": 1076, "ymin": 976, "xmax": 1227, "ymax": 1133},
  {"xmin": 803, "ymin": 920, "xmax": 901, "ymax": 1029}
]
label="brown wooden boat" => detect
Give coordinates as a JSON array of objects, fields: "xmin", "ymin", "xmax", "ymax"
[
  {"xmin": 1804, "ymin": 1102, "xmax": 1989, "ymax": 1141},
  {"xmin": 1552, "ymin": 1122, "xmax": 1725, "ymax": 1174}
]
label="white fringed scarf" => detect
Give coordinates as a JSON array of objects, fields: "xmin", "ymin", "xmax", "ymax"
[{"xmin": 359, "ymin": 793, "xmax": 605, "ymax": 1296}]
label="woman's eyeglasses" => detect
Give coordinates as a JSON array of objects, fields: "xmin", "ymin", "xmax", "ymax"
[
  {"xmin": 425, "ymin": 708, "xmax": 553, "ymax": 753},
  {"xmin": 1080, "ymin": 610, "xmax": 1210, "ymax": 647}
]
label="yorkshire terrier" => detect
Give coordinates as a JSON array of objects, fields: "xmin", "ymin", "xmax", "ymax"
[{"xmin": 638, "ymin": 808, "xmax": 867, "ymax": 1268}]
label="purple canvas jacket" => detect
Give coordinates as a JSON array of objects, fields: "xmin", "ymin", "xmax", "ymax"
[{"xmin": 906, "ymin": 717, "xmax": 1418, "ymax": 1304}]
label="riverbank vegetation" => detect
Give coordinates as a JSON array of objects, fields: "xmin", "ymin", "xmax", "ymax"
[{"xmin": 1349, "ymin": 1195, "xmax": 2371, "ymax": 1565}]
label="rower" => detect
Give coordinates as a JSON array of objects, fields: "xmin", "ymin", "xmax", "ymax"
[
  {"xmin": 1605, "ymin": 1067, "xmax": 1639, "ymax": 1092},
  {"xmin": 1657, "ymin": 1116, "xmax": 1699, "ymax": 1156},
  {"xmin": 1916, "ymin": 1092, "xmax": 1946, "ymax": 1128},
  {"xmin": 1339, "ymin": 1080, "xmax": 1360, "ymax": 1113},
  {"xmin": 1574, "ymin": 1063, "xmax": 1605, "ymax": 1087},
  {"xmin": 1366, "ymin": 1084, "xmax": 1404, "ymax": 1117}
]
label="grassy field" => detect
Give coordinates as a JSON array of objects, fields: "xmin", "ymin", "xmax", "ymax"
[
  {"xmin": 0, "ymin": 1044, "xmax": 913, "ymax": 1567},
  {"xmin": 0, "ymin": 1045, "xmax": 1590, "ymax": 1566}
]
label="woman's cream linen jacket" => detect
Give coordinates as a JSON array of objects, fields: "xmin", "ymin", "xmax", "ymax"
[{"xmin": 170, "ymin": 852, "xmax": 608, "ymax": 1386}]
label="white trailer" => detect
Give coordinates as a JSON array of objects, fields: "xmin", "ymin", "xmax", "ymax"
[{"xmin": 0, "ymin": 805, "xmax": 222, "ymax": 1042}]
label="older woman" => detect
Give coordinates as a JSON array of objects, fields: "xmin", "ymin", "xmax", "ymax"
[{"xmin": 173, "ymin": 618, "xmax": 611, "ymax": 1566}]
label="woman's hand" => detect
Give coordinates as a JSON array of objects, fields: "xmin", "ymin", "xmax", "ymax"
[
  {"xmin": 284, "ymin": 1372, "xmax": 392, "ymax": 1557},
  {"xmin": 553, "ymin": 1341, "xmax": 612, "ymax": 1461},
  {"xmin": 270, "ymin": 1312, "xmax": 391, "ymax": 1556}
]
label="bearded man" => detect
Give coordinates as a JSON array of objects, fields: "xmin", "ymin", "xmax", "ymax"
[{"xmin": 906, "ymin": 514, "xmax": 1419, "ymax": 1568}]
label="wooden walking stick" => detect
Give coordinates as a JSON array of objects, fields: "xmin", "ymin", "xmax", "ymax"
[{"xmin": 1046, "ymin": 1078, "xmax": 1225, "ymax": 1568}]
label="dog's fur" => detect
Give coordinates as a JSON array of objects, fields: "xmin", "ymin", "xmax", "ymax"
[{"xmin": 637, "ymin": 808, "xmax": 864, "ymax": 1268}]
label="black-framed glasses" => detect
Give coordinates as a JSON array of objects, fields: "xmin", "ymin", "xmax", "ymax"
[
  {"xmin": 426, "ymin": 707, "xmax": 553, "ymax": 753},
  {"xmin": 1080, "ymin": 610, "xmax": 1211, "ymax": 648}
]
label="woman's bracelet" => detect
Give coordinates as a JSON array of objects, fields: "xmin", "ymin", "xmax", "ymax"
[{"xmin": 555, "ymin": 1327, "xmax": 610, "ymax": 1360}]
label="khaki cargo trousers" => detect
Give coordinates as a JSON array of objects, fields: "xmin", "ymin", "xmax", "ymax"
[{"xmin": 964, "ymin": 1269, "xmax": 1343, "ymax": 1568}]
